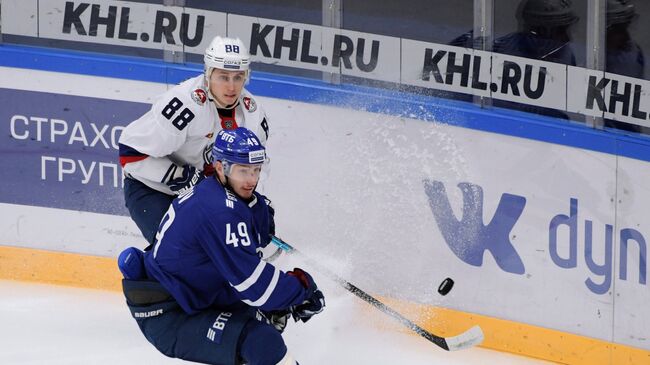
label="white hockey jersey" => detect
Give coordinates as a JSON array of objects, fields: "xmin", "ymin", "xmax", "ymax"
[{"xmin": 119, "ymin": 74, "xmax": 269, "ymax": 195}]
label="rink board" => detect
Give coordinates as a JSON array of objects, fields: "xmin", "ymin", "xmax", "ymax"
[{"xmin": 1, "ymin": 61, "xmax": 650, "ymax": 364}]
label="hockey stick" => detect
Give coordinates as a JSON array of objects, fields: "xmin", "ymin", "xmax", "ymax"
[
  {"xmin": 264, "ymin": 245, "xmax": 284, "ymax": 263},
  {"xmin": 270, "ymin": 236, "xmax": 484, "ymax": 351}
]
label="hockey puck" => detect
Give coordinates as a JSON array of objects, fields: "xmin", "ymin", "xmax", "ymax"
[{"xmin": 437, "ymin": 277, "xmax": 454, "ymax": 296}]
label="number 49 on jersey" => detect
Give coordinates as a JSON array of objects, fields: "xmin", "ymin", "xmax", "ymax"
[{"xmin": 225, "ymin": 222, "xmax": 251, "ymax": 247}]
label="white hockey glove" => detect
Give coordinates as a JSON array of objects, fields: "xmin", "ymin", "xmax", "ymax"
[{"xmin": 258, "ymin": 310, "xmax": 292, "ymax": 333}]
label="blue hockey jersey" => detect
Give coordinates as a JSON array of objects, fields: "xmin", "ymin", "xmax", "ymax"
[{"xmin": 144, "ymin": 177, "xmax": 308, "ymax": 315}]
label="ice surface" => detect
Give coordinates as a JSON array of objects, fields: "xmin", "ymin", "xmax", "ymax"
[{"xmin": 0, "ymin": 278, "xmax": 553, "ymax": 364}]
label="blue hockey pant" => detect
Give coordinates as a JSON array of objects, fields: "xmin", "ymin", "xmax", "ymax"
[{"xmin": 122, "ymin": 279, "xmax": 288, "ymax": 365}]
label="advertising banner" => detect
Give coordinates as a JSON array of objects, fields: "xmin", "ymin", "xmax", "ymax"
[
  {"xmin": 2, "ymin": 0, "xmax": 227, "ymax": 54},
  {"xmin": 3, "ymin": 0, "xmax": 650, "ymax": 128},
  {"xmin": 0, "ymin": 88, "xmax": 149, "ymax": 215},
  {"xmin": 568, "ymin": 66, "xmax": 650, "ymax": 128},
  {"xmin": 401, "ymin": 40, "xmax": 492, "ymax": 97},
  {"xmin": 228, "ymin": 14, "xmax": 401, "ymax": 83}
]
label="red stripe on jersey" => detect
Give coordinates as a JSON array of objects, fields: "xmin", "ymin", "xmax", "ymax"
[{"xmin": 119, "ymin": 155, "xmax": 148, "ymax": 167}]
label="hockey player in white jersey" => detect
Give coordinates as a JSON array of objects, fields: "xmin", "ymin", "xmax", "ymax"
[{"xmin": 119, "ymin": 36, "xmax": 270, "ymax": 245}]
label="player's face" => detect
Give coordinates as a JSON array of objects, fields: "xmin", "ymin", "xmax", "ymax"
[
  {"xmin": 209, "ymin": 69, "xmax": 246, "ymax": 107},
  {"xmin": 222, "ymin": 163, "xmax": 262, "ymax": 199}
]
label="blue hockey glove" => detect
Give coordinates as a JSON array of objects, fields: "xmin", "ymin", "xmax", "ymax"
[
  {"xmin": 287, "ymin": 268, "xmax": 326, "ymax": 323},
  {"xmin": 291, "ymin": 290, "xmax": 325, "ymax": 323},
  {"xmin": 166, "ymin": 164, "xmax": 204, "ymax": 194}
]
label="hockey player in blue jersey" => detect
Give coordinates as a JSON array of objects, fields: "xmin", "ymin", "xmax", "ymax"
[{"xmin": 118, "ymin": 127, "xmax": 325, "ymax": 365}]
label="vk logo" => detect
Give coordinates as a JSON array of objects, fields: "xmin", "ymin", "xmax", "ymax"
[{"xmin": 424, "ymin": 180, "xmax": 527, "ymax": 274}]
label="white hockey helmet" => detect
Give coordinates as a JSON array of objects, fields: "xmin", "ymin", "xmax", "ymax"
[{"xmin": 204, "ymin": 36, "xmax": 251, "ymax": 84}]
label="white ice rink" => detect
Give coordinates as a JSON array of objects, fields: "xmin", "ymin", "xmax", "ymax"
[{"xmin": 0, "ymin": 278, "xmax": 554, "ymax": 365}]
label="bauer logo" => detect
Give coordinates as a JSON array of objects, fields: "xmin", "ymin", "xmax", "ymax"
[
  {"xmin": 424, "ymin": 180, "xmax": 526, "ymax": 275},
  {"xmin": 134, "ymin": 309, "xmax": 163, "ymax": 318}
]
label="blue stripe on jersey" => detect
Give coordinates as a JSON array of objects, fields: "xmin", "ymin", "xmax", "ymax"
[{"xmin": 118, "ymin": 142, "xmax": 147, "ymax": 157}]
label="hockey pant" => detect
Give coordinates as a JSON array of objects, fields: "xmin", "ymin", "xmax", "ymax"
[
  {"xmin": 122, "ymin": 279, "xmax": 289, "ymax": 365},
  {"xmin": 123, "ymin": 177, "xmax": 175, "ymax": 246}
]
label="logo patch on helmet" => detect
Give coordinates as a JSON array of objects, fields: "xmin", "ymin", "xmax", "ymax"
[
  {"xmin": 223, "ymin": 59, "xmax": 242, "ymax": 70},
  {"xmin": 249, "ymin": 150, "xmax": 266, "ymax": 164},
  {"xmin": 192, "ymin": 89, "xmax": 207, "ymax": 105},
  {"xmin": 243, "ymin": 97, "xmax": 257, "ymax": 112}
]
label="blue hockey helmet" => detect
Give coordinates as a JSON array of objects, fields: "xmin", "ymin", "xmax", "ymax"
[{"xmin": 212, "ymin": 127, "xmax": 266, "ymax": 167}]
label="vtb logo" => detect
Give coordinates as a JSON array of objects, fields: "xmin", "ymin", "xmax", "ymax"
[{"xmin": 424, "ymin": 180, "xmax": 527, "ymax": 274}]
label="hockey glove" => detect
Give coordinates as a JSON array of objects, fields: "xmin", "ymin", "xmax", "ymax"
[
  {"xmin": 287, "ymin": 268, "xmax": 326, "ymax": 323},
  {"xmin": 166, "ymin": 164, "xmax": 204, "ymax": 194},
  {"xmin": 258, "ymin": 309, "xmax": 292, "ymax": 333},
  {"xmin": 291, "ymin": 290, "xmax": 325, "ymax": 323}
]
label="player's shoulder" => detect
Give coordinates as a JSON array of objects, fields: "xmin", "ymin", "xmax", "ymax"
[
  {"xmin": 253, "ymin": 191, "xmax": 271, "ymax": 208},
  {"xmin": 239, "ymin": 88, "xmax": 264, "ymax": 114},
  {"xmin": 237, "ymin": 88, "xmax": 269, "ymax": 141},
  {"xmin": 159, "ymin": 75, "xmax": 211, "ymax": 111},
  {"xmin": 246, "ymin": 192, "xmax": 271, "ymax": 221},
  {"xmin": 191, "ymin": 178, "xmax": 250, "ymax": 217}
]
